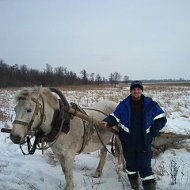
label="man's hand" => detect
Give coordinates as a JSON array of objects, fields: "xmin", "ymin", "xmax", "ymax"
[{"xmin": 100, "ymin": 121, "xmax": 108, "ymax": 128}]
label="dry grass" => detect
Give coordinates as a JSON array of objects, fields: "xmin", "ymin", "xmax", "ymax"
[
  {"xmin": 0, "ymin": 82, "xmax": 189, "ymax": 122},
  {"xmin": 0, "ymin": 110, "xmax": 10, "ymax": 122},
  {"xmin": 145, "ymin": 82, "xmax": 190, "ymax": 87},
  {"xmin": 0, "ymin": 94, "xmax": 12, "ymax": 122}
]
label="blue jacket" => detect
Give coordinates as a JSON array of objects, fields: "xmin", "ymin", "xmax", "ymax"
[{"xmin": 104, "ymin": 95, "xmax": 167, "ymax": 151}]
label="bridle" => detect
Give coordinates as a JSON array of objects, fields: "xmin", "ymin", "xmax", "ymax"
[
  {"xmin": 13, "ymin": 95, "xmax": 46, "ymax": 155},
  {"xmin": 12, "ymin": 90, "xmax": 71, "ymax": 155},
  {"xmin": 13, "ymin": 96, "xmax": 45, "ymax": 131}
]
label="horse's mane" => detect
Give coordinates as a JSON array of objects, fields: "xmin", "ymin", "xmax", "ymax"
[{"xmin": 15, "ymin": 86, "xmax": 59, "ymax": 110}]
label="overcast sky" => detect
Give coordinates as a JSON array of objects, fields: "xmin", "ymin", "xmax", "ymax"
[{"xmin": 0, "ymin": 0, "xmax": 190, "ymax": 80}]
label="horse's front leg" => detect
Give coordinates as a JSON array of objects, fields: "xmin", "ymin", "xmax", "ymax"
[
  {"xmin": 58, "ymin": 153, "xmax": 75, "ymax": 190},
  {"xmin": 92, "ymin": 147, "xmax": 107, "ymax": 178}
]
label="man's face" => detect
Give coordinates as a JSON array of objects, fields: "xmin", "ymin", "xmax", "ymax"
[{"xmin": 131, "ymin": 88, "xmax": 142, "ymax": 100}]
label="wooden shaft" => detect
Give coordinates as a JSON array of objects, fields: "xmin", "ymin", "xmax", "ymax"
[
  {"xmin": 159, "ymin": 132, "xmax": 190, "ymax": 138},
  {"xmin": 68, "ymin": 107, "xmax": 119, "ymax": 135},
  {"xmin": 1, "ymin": 128, "xmax": 35, "ymax": 136},
  {"xmin": 1, "ymin": 128, "xmax": 12, "ymax": 134},
  {"xmin": 1, "ymin": 107, "xmax": 119, "ymax": 135}
]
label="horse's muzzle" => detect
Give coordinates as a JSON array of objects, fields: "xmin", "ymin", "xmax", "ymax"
[{"xmin": 10, "ymin": 133, "xmax": 23, "ymax": 144}]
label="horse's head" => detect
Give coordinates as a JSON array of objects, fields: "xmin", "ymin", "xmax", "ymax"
[{"xmin": 10, "ymin": 87, "xmax": 59, "ymax": 144}]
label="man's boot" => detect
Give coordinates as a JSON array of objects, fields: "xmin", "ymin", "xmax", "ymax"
[
  {"xmin": 142, "ymin": 179, "xmax": 156, "ymax": 190},
  {"xmin": 128, "ymin": 173, "xmax": 139, "ymax": 190}
]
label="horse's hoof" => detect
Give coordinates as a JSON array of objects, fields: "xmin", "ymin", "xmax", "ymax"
[{"xmin": 91, "ymin": 172, "xmax": 101, "ymax": 178}]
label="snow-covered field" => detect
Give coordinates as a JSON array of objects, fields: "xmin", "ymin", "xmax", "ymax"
[{"xmin": 0, "ymin": 84, "xmax": 190, "ymax": 190}]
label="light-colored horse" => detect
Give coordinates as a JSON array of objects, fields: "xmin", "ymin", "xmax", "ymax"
[{"xmin": 10, "ymin": 87, "xmax": 117, "ymax": 190}]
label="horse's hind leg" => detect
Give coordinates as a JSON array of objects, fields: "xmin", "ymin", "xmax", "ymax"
[{"xmin": 92, "ymin": 147, "xmax": 107, "ymax": 178}]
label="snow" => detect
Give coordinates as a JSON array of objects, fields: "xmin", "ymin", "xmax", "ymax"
[{"xmin": 0, "ymin": 85, "xmax": 190, "ymax": 190}]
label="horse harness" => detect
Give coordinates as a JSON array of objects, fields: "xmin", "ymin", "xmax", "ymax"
[{"xmin": 18, "ymin": 90, "xmax": 113, "ymax": 155}]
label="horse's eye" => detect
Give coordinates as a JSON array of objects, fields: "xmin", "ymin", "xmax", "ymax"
[{"xmin": 27, "ymin": 109, "xmax": 32, "ymax": 113}]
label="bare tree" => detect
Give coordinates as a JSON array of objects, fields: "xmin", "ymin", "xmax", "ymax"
[
  {"xmin": 80, "ymin": 69, "xmax": 88, "ymax": 84},
  {"xmin": 112, "ymin": 72, "xmax": 121, "ymax": 87},
  {"xmin": 109, "ymin": 72, "xmax": 114, "ymax": 86},
  {"xmin": 89, "ymin": 73, "xmax": 95, "ymax": 83},
  {"xmin": 123, "ymin": 75, "xmax": 130, "ymax": 85},
  {"xmin": 44, "ymin": 64, "xmax": 54, "ymax": 86},
  {"xmin": 95, "ymin": 73, "xmax": 102, "ymax": 85}
]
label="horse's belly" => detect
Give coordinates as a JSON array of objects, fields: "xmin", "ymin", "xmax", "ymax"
[{"xmin": 82, "ymin": 133, "xmax": 111, "ymax": 153}]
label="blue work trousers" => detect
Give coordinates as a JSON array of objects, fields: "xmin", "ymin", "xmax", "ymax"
[{"xmin": 123, "ymin": 150, "xmax": 154, "ymax": 178}]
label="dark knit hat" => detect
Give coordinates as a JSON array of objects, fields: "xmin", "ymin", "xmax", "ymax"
[{"xmin": 130, "ymin": 80, "xmax": 143, "ymax": 92}]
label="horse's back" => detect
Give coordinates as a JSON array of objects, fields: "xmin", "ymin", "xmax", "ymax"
[{"xmin": 86, "ymin": 100, "xmax": 117, "ymax": 120}]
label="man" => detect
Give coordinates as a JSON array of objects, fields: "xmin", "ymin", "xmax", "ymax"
[{"xmin": 100, "ymin": 81, "xmax": 167, "ymax": 190}]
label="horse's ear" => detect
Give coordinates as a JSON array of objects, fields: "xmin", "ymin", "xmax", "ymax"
[{"xmin": 15, "ymin": 88, "xmax": 29, "ymax": 102}]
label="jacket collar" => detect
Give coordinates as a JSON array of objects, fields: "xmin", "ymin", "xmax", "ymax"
[{"xmin": 123, "ymin": 94, "xmax": 153, "ymax": 111}]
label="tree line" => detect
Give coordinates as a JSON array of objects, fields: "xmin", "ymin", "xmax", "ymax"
[{"xmin": 0, "ymin": 59, "xmax": 129, "ymax": 88}]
